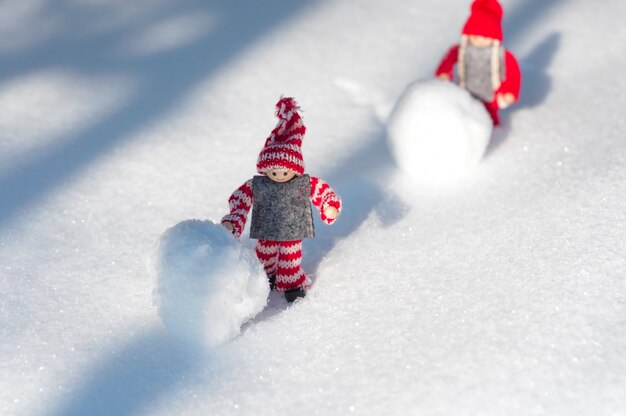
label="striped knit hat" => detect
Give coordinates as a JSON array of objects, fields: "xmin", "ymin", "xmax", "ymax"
[
  {"xmin": 462, "ymin": 0, "xmax": 503, "ymax": 41},
  {"xmin": 256, "ymin": 97, "xmax": 305, "ymax": 175}
]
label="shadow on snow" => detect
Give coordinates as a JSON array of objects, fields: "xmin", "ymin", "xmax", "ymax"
[
  {"xmin": 32, "ymin": 1, "xmax": 317, "ymax": 414},
  {"xmin": 0, "ymin": 0, "xmax": 316, "ymax": 231},
  {"xmin": 48, "ymin": 328, "xmax": 204, "ymax": 416}
]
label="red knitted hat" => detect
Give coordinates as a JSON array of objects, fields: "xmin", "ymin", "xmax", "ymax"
[
  {"xmin": 257, "ymin": 97, "xmax": 305, "ymax": 175},
  {"xmin": 462, "ymin": 0, "xmax": 503, "ymax": 41}
]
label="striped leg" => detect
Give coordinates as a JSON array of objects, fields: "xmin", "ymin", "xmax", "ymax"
[
  {"xmin": 255, "ymin": 240, "xmax": 280, "ymax": 278},
  {"xmin": 275, "ymin": 240, "xmax": 310, "ymax": 292}
]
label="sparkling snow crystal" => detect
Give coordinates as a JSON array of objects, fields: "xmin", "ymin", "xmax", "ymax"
[
  {"xmin": 152, "ymin": 220, "xmax": 269, "ymax": 348},
  {"xmin": 387, "ymin": 80, "xmax": 493, "ymax": 185}
]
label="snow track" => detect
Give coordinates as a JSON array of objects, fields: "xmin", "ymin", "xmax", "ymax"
[{"xmin": 1, "ymin": 0, "xmax": 625, "ymax": 415}]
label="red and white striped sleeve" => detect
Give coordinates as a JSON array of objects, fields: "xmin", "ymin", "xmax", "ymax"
[
  {"xmin": 221, "ymin": 179, "xmax": 253, "ymax": 238},
  {"xmin": 310, "ymin": 176, "xmax": 342, "ymax": 224}
]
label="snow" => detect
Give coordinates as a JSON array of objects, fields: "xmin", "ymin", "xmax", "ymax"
[
  {"xmin": 1, "ymin": 0, "xmax": 626, "ymax": 415},
  {"xmin": 152, "ymin": 220, "xmax": 269, "ymax": 349},
  {"xmin": 387, "ymin": 80, "xmax": 492, "ymax": 185}
]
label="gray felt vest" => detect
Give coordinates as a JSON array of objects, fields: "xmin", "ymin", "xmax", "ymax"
[
  {"xmin": 250, "ymin": 174, "xmax": 315, "ymax": 241},
  {"xmin": 461, "ymin": 43, "xmax": 504, "ymax": 102}
]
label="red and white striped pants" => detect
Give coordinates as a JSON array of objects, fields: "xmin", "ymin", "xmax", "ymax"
[{"xmin": 255, "ymin": 240, "xmax": 311, "ymax": 291}]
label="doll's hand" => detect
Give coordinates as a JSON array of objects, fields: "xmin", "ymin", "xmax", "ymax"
[
  {"xmin": 324, "ymin": 206, "xmax": 339, "ymax": 220},
  {"xmin": 496, "ymin": 92, "xmax": 515, "ymax": 109},
  {"xmin": 437, "ymin": 73, "xmax": 451, "ymax": 81},
  {"xmin": 222, "ymin": 221, "xmax": 234, "ymax": 232}
]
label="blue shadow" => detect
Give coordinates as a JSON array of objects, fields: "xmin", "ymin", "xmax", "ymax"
[
  {"xmin": 516, "ymin": 32, "xmax": 561, "ymax": 109},
  {"xmin": 25, "ymin": 1, "xmax": 317, "ymax": 413},
  {"xmin": 504, "ymin": 0, "xmax": 565, "ymax": 46},
  {"xmin": 0, "ymin": 0, "xmax": 317, "ymax": 231},
  {"xmin": 496, "ymin": 0, "xmax": 565, "ymax": 125},
  {"xmin": 48, "ymin": 328, "xmax": 204, "ymax": 416},
  {"xmin": 303, "ymin": 130, "xmax": 406, "ymax": 278}
]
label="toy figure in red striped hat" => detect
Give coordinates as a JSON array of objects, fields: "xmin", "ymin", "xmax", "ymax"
[
  {"xmin": 435, "ymin": 0, "xmax": 521, "ymax": 125},
  {"xmin": 222, "ymin": 97, "xmax": 342, "ymax": 302}
]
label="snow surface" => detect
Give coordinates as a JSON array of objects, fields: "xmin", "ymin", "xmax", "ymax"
[
  {"xmin": 152, "ymin": 220, "xmax": 268, "ymax": 349},
  {"xmin": 387, "ymin": 80, "xmax": 492, "ymax": 185},
  {"xmin": 1, "ymin": 0, "xmax": 626, "ymax": 415}
]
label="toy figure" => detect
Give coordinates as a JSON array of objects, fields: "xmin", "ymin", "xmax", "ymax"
[
  {"xmin": 435, "ymin": 0, "xmax": 521, "ymax": 125},
  {"xmin": 221, "ymin": 97, "xmax": 342, "ymax": 302}
]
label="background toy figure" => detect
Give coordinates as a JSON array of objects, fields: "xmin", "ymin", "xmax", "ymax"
[
  {"xmin": 435, "ymin": 0, "xmax": 521, "ymax": 125},
  {"xmin": 222, "ymin": 97, "xmax": 342, "ymax": 302}
]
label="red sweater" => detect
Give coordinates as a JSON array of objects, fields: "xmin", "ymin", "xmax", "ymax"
[{"xmin": 435, "ymin": 44, "xmax": 521, "ymax": 102}]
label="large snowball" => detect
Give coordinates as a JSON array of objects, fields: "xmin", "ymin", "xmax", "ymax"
[
  {"xmin": 387, "ymin": 80, "xmax": 493, "ymax": 184},
  {"xmin": 152, "ymin": 220, "xmax": 269, "ymax": 349}
]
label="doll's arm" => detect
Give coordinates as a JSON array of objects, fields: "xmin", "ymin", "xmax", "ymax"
[
  {"xmin": 310, "ymin": 176, "xmax": 342, "ymax": 224},
  {"xmin": 496, "ymin": 50, "xmax": 521, "ymax": 107},
  {"xmin": 221, "ymin": 179, "xmax": 253, "ymax": 238},
  {"xmin": 435, "ymin": 44, "xmax": 460, "ymax": 80}
]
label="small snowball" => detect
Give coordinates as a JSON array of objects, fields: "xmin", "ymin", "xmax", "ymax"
[
  {"xmin": 152, "ymin": 220, "xmax": 269, "ymax": 348},
  {"xmin": 387, "ymin": 80, "xmax": 493, "ymax": 185}
]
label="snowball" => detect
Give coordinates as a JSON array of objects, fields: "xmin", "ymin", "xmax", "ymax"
[
  {"xmin": 152, "ymin": 220, "xmax": 269, "ymax": 348},
  {"xmin": 387, "ymin": 80, "xmax": 493, "ymax": 185}
]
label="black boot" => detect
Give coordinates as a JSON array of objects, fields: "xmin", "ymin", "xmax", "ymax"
[
  {"xmin": 284, "ymin": 287, "xmax": 306, "ymax": 303},
  {"xmin": 268, "ymin": 274, "xmax": 276, "ymax": 291}
]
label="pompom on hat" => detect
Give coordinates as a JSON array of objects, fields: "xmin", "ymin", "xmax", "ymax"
[
  {"xmin": 256, "ymin": 97, "xmax": 306, "ymax": 175},
  {"xmin": 462, "ymin": 0, "xmax": 503, "ymax": 41}
]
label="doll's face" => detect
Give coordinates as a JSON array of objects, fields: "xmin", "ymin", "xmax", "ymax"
[
  {"xmin": 468, "ymin": 35, "xmax": 494, "ymax": 48},
  {"xmin": 266, "ymin": 169, "xmax": 297, "ymax": 183}
]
